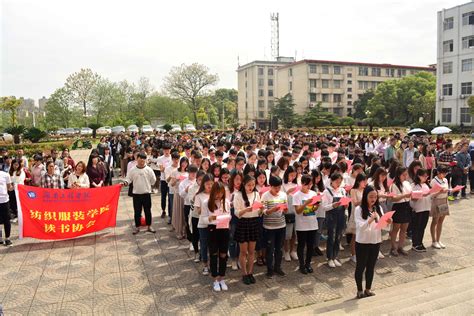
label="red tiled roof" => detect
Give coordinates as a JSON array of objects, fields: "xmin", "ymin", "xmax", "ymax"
[{"xmin": 277, "ymin": 59, "xmax": 435, "ymax": 71}]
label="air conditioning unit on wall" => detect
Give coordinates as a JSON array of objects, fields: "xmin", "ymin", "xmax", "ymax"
[{"xmin": 460, "ymin": 95, "xmax": 466, "ymax": 99}]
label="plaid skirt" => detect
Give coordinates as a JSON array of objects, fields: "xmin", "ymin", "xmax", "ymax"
[{"xmin": 235, "ymin": 217, "xmax": 261, "ymax": 243}]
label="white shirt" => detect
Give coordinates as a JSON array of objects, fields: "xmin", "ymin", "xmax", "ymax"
[
  {"xmin": 390, "ymin": 180, "xmax": 412, "ymax": 203},
  {"xmin": 178, "ymin": 178, "xmax": 196, "ymax": 205},
  {"xmin": 199, "ymin": 199, "xmax": 231, "ymax": 226},
  {"xmin": 355, "ymin": 205, "xmax": 383, "ymax": 244},
  {"xmin": 410, "ymin": 183, "xmax": 431, "ymax": 212},
  {"xmin": 67, "ymin": 173, "xmax": 90, "ymax": 188},
  {"xmin": 430, "ymin": 177, "xmax": 449, "ymax": 199},
  {"xmin": 11, "ymin": 170, "xmax": 26, "ymax": 189},
  {"xmin": 157, "ymin": 155, "xmax": 172, "ymax": 180},
  {"xmin": 164, "ymin": 165, "xmax": 177, "ymax": 194},
  {"xmin": 0, "ymin": 171, "xmax": 11, "ymax": 203},
  {"xmin": 125, "ymin": 165, "xmax": 156, "ymax": 194},
  {"xmin": 320, "ymin": 186, "xmax": 347, "ymax": 218},
  {"xmin": 195, "ymin": 192, "xmax": 210, "ymax": 228},
  {"xmin": 293, "ymin": 190, "xmax": 318, "ymax": 231},
  {"xmin": 234, "ymin": 191, "xmax": 261, "ymax": 218}
]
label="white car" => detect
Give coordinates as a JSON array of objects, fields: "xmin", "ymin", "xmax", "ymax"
[
  {"xmin": 0, "ymin": 133, "xmax": 13, "ymax": 143},
  {"xmin": 154, "ymin": 125, "xmax": 166, "ymax": 133},
  {"xmin": 127, "ymin": 124, "xmax": 139, "ymax": 133},
  {"xmin": 64, "ymin": 128, "xmax": 75, "ymax": 136},
  {"xmin": 111, "ymin": 126, "xmax": 125, "ymax": 134},
  {"xmin": 184, "ymin": 124, "xmax": 196, "ymax": 131},
  {"xmin": 97, "ymin": 126, "xmax": 111, "ymax": 135},
  {"xmin": 57, "ymin": 129, "xmax": 66, "ymax": 135},
  {"xmin": 141, "ymin": 125, "xmax": 154, "ymax": 134},
  {"xmin": 80, "ymin": 127, "xmax": 93, "ymax": 135},
  {"xmin": 171, "ymin": 124, "xmax": 182, "ymax": 132}
]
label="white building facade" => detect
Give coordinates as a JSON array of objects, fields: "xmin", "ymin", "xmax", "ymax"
[{"xmin": 436, "ymin": 1, "xmax": 474, "ymax": 126}]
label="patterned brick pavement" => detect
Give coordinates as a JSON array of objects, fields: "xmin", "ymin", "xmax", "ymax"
[{"xmin": 0, "ymin": 149, "xmax": 472, "ymax": 315}]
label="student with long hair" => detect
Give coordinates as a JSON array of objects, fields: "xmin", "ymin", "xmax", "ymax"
[
  {"xmin": 429, "ymin": 166, "xmax": 450, "ymax": 249},
  {"xmin": 410, "ymin": 168, "xmax": 431, "ymax": 252},
  {"xmin": 171, "ymin": 157, "xmax": 189, "ymax": 239},
  {"xmin": 311, "ymin": 169, "xmax": 326, "ymax": 256},
  {"xmin": 348, "ymin": 173, "xmax": 368, "ymax": 263},
  {"xmin": 188, "ymin": 170, "xmax": 205, "ymax": 262},
  {"xmin": 389, "ymin": 167, "xmax": 412, "ymax": 256},
  {"xmin": 228, "ymin": 170, "xmax": 244, "ymax": 270},
  {"xmin": 195, "ymin": 174, "xmax": 214, "ymax": 275},
  {"xmin": 293, "ymin": 174, "xmax": 319, "ymax": 274},
  {"xmin": 200, "ymin": 182, "xmax": 231, "ymax": 291},
  {"xmin": 282, "ymin": 166, "xmax": 298, "ymax": 262},
  {"xmin": 354, "ymin": 186, "xmax": 389, "ymax": 299},
  {"xmin": 234, "ymin": 175, "xmax": 262, "ymax": 285}
]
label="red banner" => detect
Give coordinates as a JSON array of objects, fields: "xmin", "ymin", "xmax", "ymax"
[{"xmin": 17, "ymin": 184, "xmax": 120, "ymax": 240}]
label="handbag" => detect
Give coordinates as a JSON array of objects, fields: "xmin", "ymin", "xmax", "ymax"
[{"xmin": 437, "ymin": 203, "xmax": 449, "ymax": 216}]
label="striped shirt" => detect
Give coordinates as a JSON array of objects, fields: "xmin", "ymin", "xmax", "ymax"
[{"xmin": 261, "ymin": 190, "xmax": 287, "ymax": 230}]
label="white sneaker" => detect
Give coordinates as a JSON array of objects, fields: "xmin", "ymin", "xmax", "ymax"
[
  {"xmin": 202, "ymin": 267, "xmax": 209, "ymax": 275},
  {"xmin": 219, "ymin": 280, "xmax": 228, "ymax": 291},
  {"xmin": 432, "ymin": 242, "xmax": 441, "ymax": 249},
  {"xmin": 189, "ymin": 243, "xmax": 194, "ymax": 251},
  {"xmin": 290, "ymin": 251, "xmax": 298, "ymax": 260},
  {"xmin": 193, "ymin": 253, "xmax": 200, "ymax": 263},
  {"xmin": 328, "ymin": 260, "xmax": 336, "ymax": 268},
  {"xmin": 334, "ymin": 259, "xmax": 342, "ymax": 267},
  {"xmin": 378, "ymin": 251, "xmax": 385, "ymax": 259},
  {"xmin": 231, "ymin": 260, "xmax": 238, "ymax": 270},
  {"xmin": 339, "ymin": 244, "xmax": 345, "ymax": 251},
  {"xmin": 213, "ymin": 281, "xmax": 221, "ymax": 292},
  {"xmin": 152, "ymin": 188, "xmax": 158, "ymax": 194},
  {"xmin": 284, "ymin": 251, "xmax": 291, "ymax": 262},
  {"xmin": 438, "ymin": 242, "xmax": 446, "ymax": 249},
  {"xmin": 350, "ymin": 255, "xmax": 357, "ymax": 263}
]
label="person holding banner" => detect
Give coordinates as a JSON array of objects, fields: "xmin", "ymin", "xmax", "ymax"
[
  {"xmin": 123, "ymin": 152, "xmax": 157, "ymax": 235},
  {"xmin": 67, "ymin": 161, "xmax": 90, "ymax": 189},
  {"xmin": 234, "ymin": 175, "xmax": 262, "ymax": 285},
  {"xmin": 0, "ymin": 168, "xmax": 13, "ymax": 245},
  {"xmin": 41, "ymin": 161, "xmax": 62, "ymax": 189},
  {"xmin": 354, "ymin": 186, "xmax": 389, "ymax": 299},
  {"xmin": 430, "ymin": 166, "xmax": 450, "ymax": 249},
  {"xmin": 200, "ymin": 182, "xmax": 231, "ymax": 292}
]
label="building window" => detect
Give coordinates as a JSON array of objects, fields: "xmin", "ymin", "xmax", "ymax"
[
  {"xmin": 358, "ymin": 81, "xmax": 369, "ymax": 90},
  {"xmin": 442, "ymin": 108, "xmax": 452, "ymax": 123},
  {"xmin": 289, "ymin": 68, "xmax": 293, "ymax": 76},
  {"xmin": 348, "ymin": 80, "xmax": 352, "ymax": 84},
  {"xmin": 258, "ymin": 111, "xmax": 264, "ymax": 118},
  {"xmin": 268, "ymin": 68, "xmax": 274, "ymax": 76},
  {"xmin": 443, "ymin": 40, "xmax": 454, "ymax": 52},
  {"xmin": 258, "ymin": 68, "xmax": 264, "ymax": 76},
  {"xmin": 322, "ymin": 79, "xmax": 329, "ymax": 88},
  {"xmin": 385, "ymin": 68, "xmax": 395, "ymax": 77},
  {"xmin": 334, "ymin": 66, "xmax": 341, "ymax": 74},
  {"xmin": 268, "ymin": 79, "xmax": 273, "ymax": 86},
  {"xmin": 322, "ymin": 94, "xmax": 330, "ymax": 102},
  {"xmin": 347, "ymin": 73, "xmax": 352, "ymax": 78},
  {"xmin": 268, "ymin": 90, "xmax": 274, "ymax": 97},
  {"xmin": 442, "ymin": 84, "xmax": 453, "ymax": 96},
  {"xmin": 462, "ymin": 36, "xmax": 474, "ymax": 49},
  {"xmin": 322, "ymin": 65, "xmax": 329, "ymax": 74},
  {"xmin": 289, "ymin": 82, "xmax": 293, "ymax": 90},
  {"xmin": 372, "ymin": 68, "xmax": 381, "ymax": 77},
  {"xmin": 309, "ymin": 64, "xmax": 317, "ymax": 73},
  {"xmin": 258, "ymin": 78, "xmax": 264, "ymax": 87},
  {"xmin": 348, "ymin": 87, "xmax": 352, "ymax": 92},
  {"xmin": 461, "ymin": 82, "xmax": 472, "ymax": 95},
  {"xmin": 462, "ymin": 59, "xmax": 473, "ymax": 72},
  {"xmin": 334, "ymin": 80, "xmax": 342, "ymax": 89},
  {"xmin": 348, "ymin": 101, "xmax": 352, "ymax": 106},
  {"xmin": 259, "ymin": 89, "xmax": 264, "ymax": 97},
  {"xmin": 461, "ymin": 108, "xmax": 472, "ymax": 123},
  {"xmin": 462, "ymin": 12, "xmax": 474, "ymax": 26},
  {"xmin": 443, "ymin": 62, "xmax": 453, "ymax": 74},
  {"xmin": 444, "ymin": 17, "xmax": 454, "ymax": 30},
  {"xmin": 309, "ymin": 93, "xmax": 317, "ymax": 102},
  {"xmin": 348, "ymin": 94, "xmax": 352, "ymax": 99},
  {"xmin": 258, "ymin": 100, "xmax": 264, "ymax": 108},
  {"xmin": 309, "ymin": 79, "xmax": 317, "ymax": 88},
  {"xmin": 268, "ymin": 100, "xmax": 274, "ymax": 109},
  {"xmin": 347, "ymin": 108, "xmax": 352, "ymax": 115},
  {"xmin": 358, "ymin": 67, "xmax": 369, "ymax": 76},
  {"xmin": 333, "ymin": 94, "xmax": 342, "ymax": 103}
]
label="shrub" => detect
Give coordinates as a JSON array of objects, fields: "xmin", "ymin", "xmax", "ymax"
[{"xmin": 23, "ymin": 128, "xmax": 47, "ymax": 143}]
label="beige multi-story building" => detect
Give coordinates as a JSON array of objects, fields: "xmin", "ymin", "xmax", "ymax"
[
  {"xmin": 237, "ymin": 58, "xmax": 295, "ymax": 129},
  {"xmin": 237, "ymin": 59, "xmax": 435, "ymax": 128}
]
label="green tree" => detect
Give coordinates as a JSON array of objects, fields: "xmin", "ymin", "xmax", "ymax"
[
  {"xmin": 23, "ymin": 127, "xmax": 47, "ymax": 143},
  {"xmin": 468, "ymin": 96, "xmax": 474, "ymax": 117},
  {"xmin": 65, "ymin": 68, "xmax": 100, "ymax": 125},
  {"xmin": 163, "ymin": 63, "xmax": 219, "ymax": 128},
  {"xmin": 0, "ymin": 96, "xmax": 22, "ymax": 127},
  {"xmin": 146, "ymin": 94, "xmax": 191, "ymax": 124},
  {"xmin": 196, "ymin": 107, "xmax": 209, "ymax": 127},
  {"xmin": 45, "ymin": 88, "xmax": 73, "ymax": 128},
  {"xmin": 353, "ymin": 90, "xmax": 374, "ymax": 119},
  {"xmin": 304, "ymin": 103, "xmax": 336, "ymax": 127},
  {"xmin": 271, "ymin": 93, "xmax": 296, "ymax": 129},
  {"xmin": 91, "ymin": 79, "xmax": 119, "ymax": 125}
]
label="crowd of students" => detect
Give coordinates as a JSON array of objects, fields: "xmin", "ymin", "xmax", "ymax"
[{"xmin": 0, "ymin": 130, "xmax": 473, "ymax": 297}]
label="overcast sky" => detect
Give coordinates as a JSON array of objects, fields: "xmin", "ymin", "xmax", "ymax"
[{"xmin": 0, "ymin": 0, "xmax": 466, "ymax": 101}]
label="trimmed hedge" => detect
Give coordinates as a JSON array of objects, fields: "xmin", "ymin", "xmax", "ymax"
[{"xmin": 3, "ymin": 140, "xmax": 74, "ymax": 157}]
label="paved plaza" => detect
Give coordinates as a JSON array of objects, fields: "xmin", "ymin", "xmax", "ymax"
[{"xmin": 0, "ymin": 149, "xmax": 473, "ymax": 315}]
